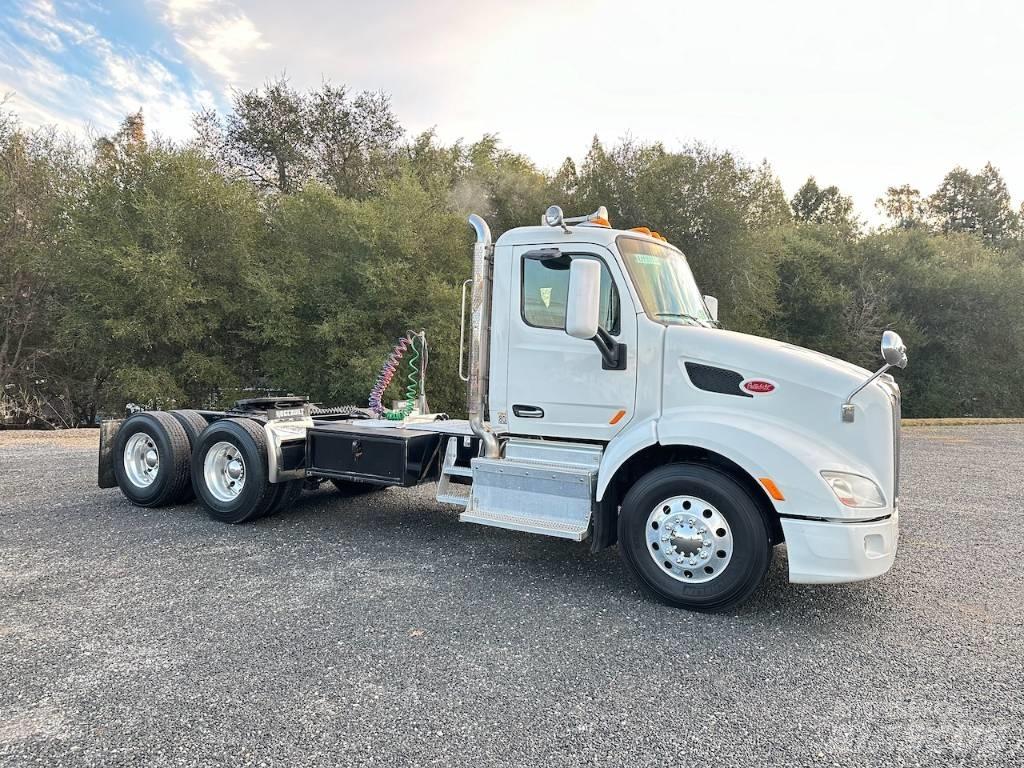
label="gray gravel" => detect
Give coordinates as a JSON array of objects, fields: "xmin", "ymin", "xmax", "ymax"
[{"xmin": 1, "ymin": 426, "xmax": 1022, "ymax": 767}]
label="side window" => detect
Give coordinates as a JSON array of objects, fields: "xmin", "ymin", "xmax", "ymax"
[{"xmin": 522, "ymin": 253, "xmax": 620, "ymax": 334}]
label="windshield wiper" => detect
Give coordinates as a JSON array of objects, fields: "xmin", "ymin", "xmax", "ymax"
[{"xmin": 656, "ymin": 312, "xmax": 710, "ymax": 326}]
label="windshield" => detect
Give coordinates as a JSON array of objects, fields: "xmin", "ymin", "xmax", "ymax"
[{"xmin": 616, "ymin": 236, "xmax": 713, "ymax": 326}]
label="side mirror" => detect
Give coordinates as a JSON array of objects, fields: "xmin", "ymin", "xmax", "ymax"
[
  {"xmin": 881, "ymin": 330, "xmax": 908, "ymax": 369},
  {"xmin": 565, "ymin": 259, "xmax": 601, "ymax": 340},
  {"xmin": 703, "ymin": 295, "xmax": 719, "ymax": 323},
  {"xmin": 565, "ymin": 259, "xmax": 627, "ymax": 370}
]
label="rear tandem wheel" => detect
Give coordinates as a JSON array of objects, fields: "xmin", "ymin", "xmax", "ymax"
[
  {"xmin": 190, "ymin": 418, "xmax": 281, "ymax": 523},
  {"xmin": 112, "ymin": 411, "xmax": 192, "ymax": 507}
]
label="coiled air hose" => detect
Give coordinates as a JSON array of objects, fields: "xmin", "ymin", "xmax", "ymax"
[{"xmin": 368, "ymin": 332, "xmax": 427, "ymax": 420}]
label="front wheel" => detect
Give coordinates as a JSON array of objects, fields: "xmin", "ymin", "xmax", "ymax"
[{"xmin": 618, "ymin": 463, "xmax": 773, "ymax": 612}]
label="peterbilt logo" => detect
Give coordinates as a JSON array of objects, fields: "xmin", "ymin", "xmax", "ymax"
[{"xmin": 741, "ymin": 379, "xmax": 776, "ymax": 394}]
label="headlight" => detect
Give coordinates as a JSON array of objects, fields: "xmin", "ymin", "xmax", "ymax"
[{"xmin": 821, "ymin": 471, "xmax": 886, "ymax": 508}]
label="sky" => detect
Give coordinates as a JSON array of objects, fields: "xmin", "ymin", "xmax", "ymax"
[{"xmin": 1, "ymin": 0, "xmax": 1022, "ymax": 221}]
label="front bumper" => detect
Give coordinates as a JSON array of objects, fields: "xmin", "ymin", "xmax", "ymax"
[{"xmin": 780, "ymin": 510, "xmax": 899, "ymax": 584}]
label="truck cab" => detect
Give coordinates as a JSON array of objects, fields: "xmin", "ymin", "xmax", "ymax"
[{"xmin": 458, "ymin": 205, "xmax": 905, "ymax": 610}]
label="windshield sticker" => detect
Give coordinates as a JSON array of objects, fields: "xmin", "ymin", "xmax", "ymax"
[{"xmin": 633, "ymin": 254, "xmax": 661, "ymax": 265}]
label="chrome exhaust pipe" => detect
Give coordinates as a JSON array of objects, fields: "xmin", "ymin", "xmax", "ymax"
[{"xmin": 467, "ymin": 214, "xmax": 500, "ymax": 459}]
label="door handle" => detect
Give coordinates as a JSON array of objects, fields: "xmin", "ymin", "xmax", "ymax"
[{"xmin": 513, "ymin": 404, "xmax": 545, "ymax": 418}]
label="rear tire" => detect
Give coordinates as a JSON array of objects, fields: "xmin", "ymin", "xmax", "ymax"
[
  {"xmin": 263, "ymin": 480, "xmax": 303, "ymax": 518},
  {"xmin": 169, "ymin": 409, "xmax": 210, "ymax": 502},
  {"xmin": 191, "ymin": 418, "xmax": 278, "ymax": 524},
  {"xmin": 618, "ymin": 463, "xmax": 772, "ymax": 612},
  {"xmin": 113, "ymin": 412, "xmax": 192, "ymax": 508}
]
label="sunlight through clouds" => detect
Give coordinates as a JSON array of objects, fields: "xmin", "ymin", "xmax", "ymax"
[
  {"xmin": 0, "ymin": 0, "xmax": 1021, "ymax": 218},
  {"xmin": 157, "ymin": 0, "xmax": 269, "ymax": 82},
  {"xmin": 1, "ymin": 0, "xmax": 214, "ymax": 140}
]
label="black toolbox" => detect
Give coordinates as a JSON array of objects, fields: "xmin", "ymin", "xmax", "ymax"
[{"xmin": 305, "ymin": 422, "xmax": 443, "ymax": 487}]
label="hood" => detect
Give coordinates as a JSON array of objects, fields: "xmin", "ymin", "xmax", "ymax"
[{"xmin": 665, "ymin": 326, "xmax": 873, "ymax": 399}]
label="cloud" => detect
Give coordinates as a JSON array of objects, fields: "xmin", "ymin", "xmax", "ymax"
[
  {"xmin": 23, "ymin": 0, "xmax": 99, "ymax": 46},
  {"xmin": 156, "ymin": 0, "xmax": 268, "ymax": 82},
  {"xmin": 1, "ymin": 0, "xmax": 213, "ymax": 142}
]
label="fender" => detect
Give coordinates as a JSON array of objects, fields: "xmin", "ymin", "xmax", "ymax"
[
  {"xmin": 597, "ymin": 408, "xmax": 884, "ymax": 522},
  {"xmin": 595, "ymin": 416, "xmax": 658, "ymax": 501}
]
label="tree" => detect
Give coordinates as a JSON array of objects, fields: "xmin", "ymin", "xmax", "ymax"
[
  {"xmin": 928, "ymin": 163, "xmax": 1020, "ymax": 245},
  {"xmin": 308, "ymin": 85, "xmax": 402, "ymax": 198},
  {"xmin": 0, "ymin": 109, "xmax": 83, "ymax": 425},
  {"xmin": 194, "ymin": 76, "xmax": 402, "ymax": 198},
  {"xmin": 6, "ymin": 89, "xmax": 1024, "ymax": 423},
  {"xmin": 195, "ymin": 77, "xmax": 309, "ymax": 192},
  {"xmin": 63, "ymin": 118, "xmax": 267, "ymax": 418},
  {"xmin": 791, "ymin": 177, "xmax": 855, "ymax": 228},
  {"xmin": 876, "ymin": 184, "xmax": 927, "ymax": 230}
]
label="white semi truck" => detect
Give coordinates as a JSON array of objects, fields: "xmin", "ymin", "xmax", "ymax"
[{"xmin": 98, "ymin": 206, "xmax": 907, "ymax": 611}]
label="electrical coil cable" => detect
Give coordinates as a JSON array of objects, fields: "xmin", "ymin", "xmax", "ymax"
[
  {"xmin": 310, "ymin": 405, "xmax": 375, "ymax": 419},
  {"xmin": 367, "ymin": 332, "xmax": 427, "ymax": 420}
]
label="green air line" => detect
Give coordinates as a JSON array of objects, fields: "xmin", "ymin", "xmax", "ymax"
[{"xmin": 384, "ymin": 334, "xmax": 421, "ymax": 420}]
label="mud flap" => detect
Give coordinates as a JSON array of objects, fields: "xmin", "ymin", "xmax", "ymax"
[{"xmin": 97, "ymin": 418, "xmax": 124, "ymax": 488}]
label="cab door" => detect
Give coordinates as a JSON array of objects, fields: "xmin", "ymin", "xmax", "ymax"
[{"xmin": 502, "ymin": 244, "xmax": 637, "ymax": 441}]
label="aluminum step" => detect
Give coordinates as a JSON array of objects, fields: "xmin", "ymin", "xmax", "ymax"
[
  {"xmin": 435, "ymin": 436, "xmax": 473, "ymax": 508},
  {"xmin": 460, "ymin": 456, "xmax": 594, "ymax": 541},
  {"xmin": 437, "ymin": 492, "xmax": 469, "ymax": 508},
  {"xmin": 458, "ymin": 508, "xmax": 589, "ymax": 540}
]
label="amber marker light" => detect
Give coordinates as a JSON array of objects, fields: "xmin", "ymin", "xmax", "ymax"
[{"xmin": 759, "ymin": 477, "xmax": 785, "ymax": 501}]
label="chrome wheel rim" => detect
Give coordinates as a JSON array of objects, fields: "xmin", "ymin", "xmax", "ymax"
[
  {"xmin": 646, "ymin": 495, "xmax": 733, "ymax": 583},
  {"xmin": 203, "ymin": 441, "xmax": 246, "ymax": 503},
  {"xmin": 123, "ymin": 432, "xmax": 159, "ymax": 488}
]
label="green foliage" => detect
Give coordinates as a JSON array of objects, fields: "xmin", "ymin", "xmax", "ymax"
[
  {"xmin": 928, "ymin": 163, "xmax": 1021, "ymax": 245},
  {"xmin": 876, "ymin": 184, "xmax": 927, "ymax": 230},
  {"xmin": 2, "ymin": 86, "xmax": 1023, "ymax": 424},
  {"xmin": 791, "ymin": 177, "xmax": 856, "ymax": 229},
  {"xmin": 194, "ymin": 76, "xmax": 402, "ymax": 198}
]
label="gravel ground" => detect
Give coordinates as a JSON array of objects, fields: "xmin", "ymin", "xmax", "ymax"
[{"xmin": 1, "ymin": 426, "xmax": 1021, "ymax": 767}]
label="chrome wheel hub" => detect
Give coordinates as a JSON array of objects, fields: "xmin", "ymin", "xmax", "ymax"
[
  {"xmin": 646, "ymin": 495, "xmax": 733, "ymax": 583},
  {"xmin": 123, "ymin": 432, "xmax": 159, "ymax": 488},
  {"xmin": 204, "ymin": 441, "xmax": 246, "ymax": 503}
]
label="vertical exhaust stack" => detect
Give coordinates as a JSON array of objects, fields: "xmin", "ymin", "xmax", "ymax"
[{"xmin": 467, "ymin": 214, "xmax": 500, "ymax": 459}]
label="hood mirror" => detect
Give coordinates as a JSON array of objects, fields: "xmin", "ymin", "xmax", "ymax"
[
  {"xmin": 881, "ymin": 330, "xmax": 908, "ymax": 369},
  {"xmin": 842, "ymin": 329, "xmax": 909, "ymax": 422}
]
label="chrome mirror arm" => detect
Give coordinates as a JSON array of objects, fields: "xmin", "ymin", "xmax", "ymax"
[{"xmin": 841, "ymin": 364, "xmax": 892, "ymax": 423}]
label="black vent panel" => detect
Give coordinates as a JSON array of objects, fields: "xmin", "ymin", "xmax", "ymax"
[{"xmin": 685, "ymin": 362, "xmax": 752, "ymax": 398}]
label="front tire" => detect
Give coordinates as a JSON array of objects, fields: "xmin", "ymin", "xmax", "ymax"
[
  {"xmin": 618, "ymin": 463, "xmax": 772, "ymax": 612},
  {"xmin": 191, "ymin": 418, "xmax": 278, "ymax": 524}
]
